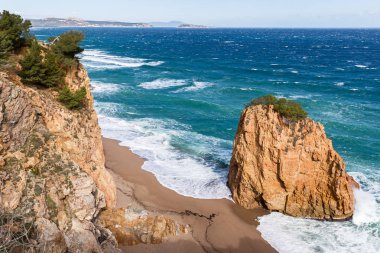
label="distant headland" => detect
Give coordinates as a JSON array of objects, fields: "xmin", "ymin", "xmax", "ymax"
[{"xmin": 31, "ymin": 17, "xmax": 209, "ymax": 28}]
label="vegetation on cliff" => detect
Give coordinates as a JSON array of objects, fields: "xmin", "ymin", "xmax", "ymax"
[
  {"xmin": 0, "ymin": 10, "xmax": 32, "ymax": 58},
  {"xmin": 59, "ymin": 86, "xmax": 87, "ymax": 110},
  {"xmin": 248, "ymin": 94, "xmax": 308, "ymax": 121},
  {"xmin": 1, "ymin": 10, "xmax": 86, "ymax": 110},
  {"xmin": 0, "ymin": 11, "xmax": 119, "ymax": 251}
]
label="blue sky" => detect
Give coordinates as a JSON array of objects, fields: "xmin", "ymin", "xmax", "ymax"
[{"xmin": 2, "ymin": 0, "xmax": 380, "ymax": 27}]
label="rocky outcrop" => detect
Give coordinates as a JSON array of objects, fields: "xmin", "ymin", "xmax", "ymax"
[
  {"xmin": 228, "ymin": 105, "xmax": 357, "ymax": 220},
  {"xmin": 98, "ymin": 208, "xmax": 189, "ymax": 246},
  {"xmin": 0, "ymin": 66, "xmax": 118, "ymax": 252}
]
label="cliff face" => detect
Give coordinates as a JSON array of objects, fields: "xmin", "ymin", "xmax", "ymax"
[
  {"xmin": 0, "ymin": 67, "xmax": 117, "ymax": 251},
  {"xmin": 228, "ymin": 105, "xmax": 357, "ymax": 220}
]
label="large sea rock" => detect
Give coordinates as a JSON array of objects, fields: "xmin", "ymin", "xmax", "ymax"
[{"xmin": 228, "ymin": 105, "xmax": 358, "ymax": 220}]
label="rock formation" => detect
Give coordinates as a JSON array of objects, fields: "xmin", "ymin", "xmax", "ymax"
[
  {"xmin": 228, "ymin": 105, "xmax": 357, "ymax": 220},
  {"xmin": 98, "ymin": 208, "xmax": 189, "ymax": 246},
  {"xmin": 0, "ymin": 64, "xmax": 190, "ymax": 252},
  {"xmin": 0, "ymin": 66, "xmax": 118, "ymax": 252}
]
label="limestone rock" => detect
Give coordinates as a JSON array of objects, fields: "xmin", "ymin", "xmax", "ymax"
[
  {"xmin": 36, "ymin": 218, "xmax": 67, "ymax": 253},
  {"xmin": 65, "ymin": 219, "xmax": 103, "ymax": 253},
  {"xmin": 97, "ymin": 208, "xmax": 189, "ymax": 246},
  {"xmin": 228, "ymin": 105, "xmax": 357, "ymax": 220},
  {"xmin": 0, "ymin": 65, "xmax": 118, "ymax": 251}
]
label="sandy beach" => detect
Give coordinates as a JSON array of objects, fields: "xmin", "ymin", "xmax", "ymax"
[{"xmin": 103, "ymin": 137, "xmax": 276, "ymax": 253}]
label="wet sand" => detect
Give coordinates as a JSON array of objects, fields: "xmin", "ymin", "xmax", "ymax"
[{"xmin": 103, "ymin": 137, "xmax": 276, "ymax": 253}]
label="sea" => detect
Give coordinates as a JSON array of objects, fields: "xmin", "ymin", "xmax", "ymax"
[{"xmin": 34, "ymin": 28, "xmax": 380, "ymax": 253}]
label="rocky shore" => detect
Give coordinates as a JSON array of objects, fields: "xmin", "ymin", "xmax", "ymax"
[{"xmin": 0, "ymin": 64, "xmax": 275, "ymax": 252}]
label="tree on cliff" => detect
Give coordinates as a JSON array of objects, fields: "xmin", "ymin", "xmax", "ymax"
[
  {"xmin": 51, "ymin": 31, "xmax": 84, "ymax": 57},
  {"xmin": 50, "ymin": 31, "xmax": 84, "ymax": 68},
  {"xmin": 19, "ymin": 41, "xmax": 64, "ymax": 87},
  {"xmin": 0, "ymin": 10, "xmax": 32, "ymax": 58},
  {"xmin": 18, "ymin": 42, "xmax": 45, "ymax": 85},
  {"xmin": 43, "ymin": 50, "xmax": 64, "ymax": 87}
]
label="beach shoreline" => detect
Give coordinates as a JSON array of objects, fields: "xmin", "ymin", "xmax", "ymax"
[{"xmin": 102, "ymin": 137, "xmax": 276, "ymax": 253}]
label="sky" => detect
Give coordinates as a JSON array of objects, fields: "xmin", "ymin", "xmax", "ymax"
[{"xmin": 2, "ymin": 0, "xmax": 380, "ymax": 28}]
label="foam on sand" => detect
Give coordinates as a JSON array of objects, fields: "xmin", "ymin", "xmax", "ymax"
[
  {"xmin": 139, "ymin": 79, "xmax": 187, "ymax": 89},
  {"xmin": 96, "ymin": 113, "xmax": 232, "ymax": 199},
  {"xmin": 80, "ymin": 49, "xmax": 164, "ymax": 69}
]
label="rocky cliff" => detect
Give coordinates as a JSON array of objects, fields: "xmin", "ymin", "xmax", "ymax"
[
  {"xmin": 0, "ymin": 66, "xmax": 118, "ymax": 252},
  {"xmin": 228, "ymin": 105, "xmax": 357, "ymax": 220}
]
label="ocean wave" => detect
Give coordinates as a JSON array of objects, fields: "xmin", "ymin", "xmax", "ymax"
[
  {"xmin": 80, "ymin": 49, "xmax": 164, "ymax": 69},
  {"xmin": 335, "ymin": 82, "xmax": 345, "ymax": 87},
  {"xmin": 97, "ymin": 115, "xmax": 232, "ymax": 199},
  {"xmin": 258, "ymin": 171, "xmax": 380, "ymax": 253},
  {"xmin": 355, "ymin": 65, "xmax": 368, "ymax": 69},
  {"xmin": 174, "ymin": 81, "xmax": 215, "ymax": 92},
  {"xmin": 139, "ymin": 79, "xmax": 187, "ymax": 89},
  {"xmin": 91, "ymin": 81, "xmax": 121, "ymax": 93}
]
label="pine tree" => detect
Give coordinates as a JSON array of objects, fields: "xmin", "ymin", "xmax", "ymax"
[
  {"xmin": 42, "ymin": 51, "xmax": 64, "ymax": 87},
  {"xmin": 52, "ymin": 31, "xmax": 84, "ymax": 58},
  {"xmin": 0, "ymin": 10, "xmax": 32, "ymax": 57},
  {"xmin": 19, "ymin": 42, "xmax": 46, "ymax": 85}
]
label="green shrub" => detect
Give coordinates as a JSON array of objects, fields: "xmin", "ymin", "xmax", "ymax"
[
  {"xmin": 58, "ymin": 86, "xmax": 86, "ymax": 110},
  {"xmin": 0, "ymin": 10, "xmax": 32, "ymax": 58},
  {"xmin": 19, "ymin": 41, "xmax": 64, "ymax": 87},
  {"xmin": 248, "ymin": 95, "xmax": 308, "ymax": 121}
]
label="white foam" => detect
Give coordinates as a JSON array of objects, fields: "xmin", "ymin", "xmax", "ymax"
[
  {"xmin": 291, "ymin": 70, "xmax": 299, "ymax": 74},
  {"xmin": 97, "ymin": 114, "xmax": 232, "ymax": 199},
  {"xmin": 240, "ymin": 87, "xmax": 255, "ymax": 91},
  {"xmin": 335, "ymin": 82, "xmax": 345, "ymax": 87},
  {"xmin": 80, "ymin": 49, "xmax": 164, "ymax": 69},
  {"xmin": 174, "ymin": 81, "xmax": 215, "ymax": 92},
  {"xmin": 355, "ymin": 65, "xmax": 368, "ymax": 69},
  {"xmin": 353, "ymin": 188, "xmax": 380, "ymax": 225},
  {"xmin": 91, "ymin": 81, "xmax": 120, "ymax": 93},
  {"xmin": 258, "ymin": 212, "xmax": 380, "ymax": 253},
  {"xmin": 139, "ymin": 79, "xmax": 187, "ymax": 89},
  {"xmin": 258, "ymin": 171, "xmax": 380, "ymax": 253}
]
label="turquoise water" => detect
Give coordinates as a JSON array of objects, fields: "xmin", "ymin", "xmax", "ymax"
[{"xmin": 34, "ymin": 28, "xmax": 380, "ymax": 253}]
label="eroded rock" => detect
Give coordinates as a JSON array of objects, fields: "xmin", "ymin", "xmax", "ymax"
[
  {"xmin": 228, "ymin": 105, "xmax": 357, "ymax": 220},
  {"xmin": 97, "ymin": 208, "xmax": 189, "ymax": 246}
]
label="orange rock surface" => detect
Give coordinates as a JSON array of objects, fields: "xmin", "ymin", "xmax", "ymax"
[{"xmin": 228, "ymin": 105, "xmax": 357, "ymax": 220}]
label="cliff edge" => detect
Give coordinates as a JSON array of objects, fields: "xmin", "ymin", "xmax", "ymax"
[
  {"xmin": 0, "ymin": 66, "xmax": 117, "ymax": 252},
  {"xmin": 228, "ymin": 104, "xmax": 357, "ymax": 220}
]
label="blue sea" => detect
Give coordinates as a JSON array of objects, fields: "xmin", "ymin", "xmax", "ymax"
[{"xmin": 34, "ymin": 28, "xmax": 380, "ymax": 253}]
